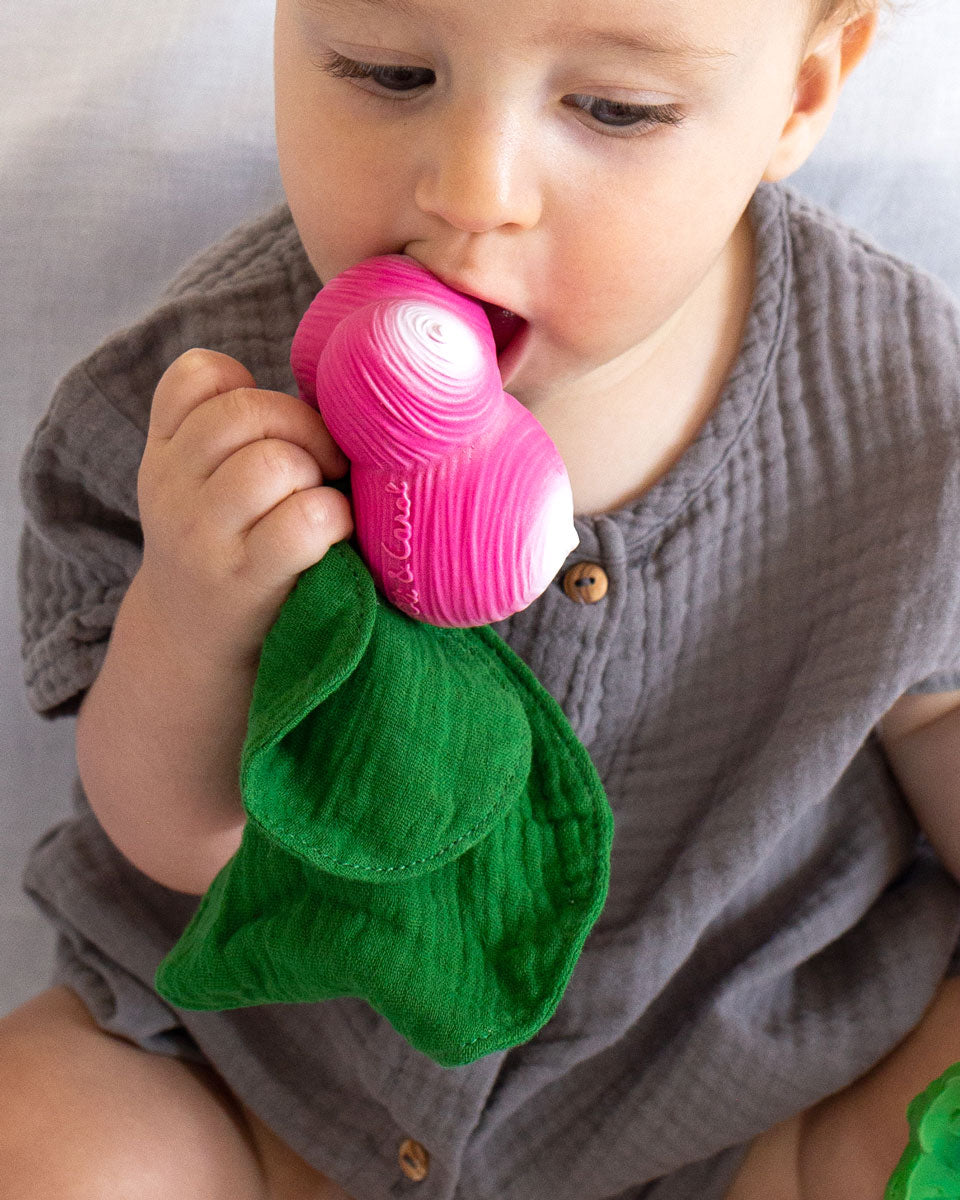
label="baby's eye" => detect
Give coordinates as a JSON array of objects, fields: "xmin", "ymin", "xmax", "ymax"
[
  {"xmin": 317, "ymin": 51, "xmax": 685, "ymax": 139},
  {"xmin": 563, "ymin": 95, "xmax": 685, "ymax": 136},
  {"xmin": 318, "ymin": 51, "xmax": 434, "ymax": 93}
]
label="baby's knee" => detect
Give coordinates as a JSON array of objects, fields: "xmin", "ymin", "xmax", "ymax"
[
  {"xmin": 795, "ymin": 1099, "xmax": 894, "ymax": 1200},
  {"xmin": 0, "ymin": 985, "xmax": 266, "ymax": 1200},
  {"xmin": 0, "ymin": 1019, "xmax": 127, "ymax": 1195},
  {"xmin": 723, "ymin": 1115, "xmax": 803, "ymax": 1200}
]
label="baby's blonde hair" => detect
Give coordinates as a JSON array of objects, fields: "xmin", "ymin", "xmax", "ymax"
[
  {"xmin": 814, "ymin": 0, "xmax": 898, "ymax": 24},
  {"xmin": 803, "ymin": 0, "xmax": 902, "ymax": 53}
]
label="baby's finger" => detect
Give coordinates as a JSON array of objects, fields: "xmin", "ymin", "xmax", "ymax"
[
  {"xmin": 242, "ymin": 485, "xmax": 355, "ymax": 586},
  {"xmin": 149, "ymin": 348, "xmax": 257, "ymax": 443},
  {"xmin": 173, "ymin": 386, "xmax": 349, "ymax": 487},
  {"xmin": 200, "ymin": 437, "xmax": 326, "ymax": 538}
]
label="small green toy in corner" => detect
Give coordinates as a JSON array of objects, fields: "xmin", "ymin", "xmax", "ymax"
[
  {"xmin": 154, "ymin": 254, "xmax": 615, "ymax": 1068},
  {"xmin": 885, "ymin": 1063, "xmax": 960, "ymax": 1199}
]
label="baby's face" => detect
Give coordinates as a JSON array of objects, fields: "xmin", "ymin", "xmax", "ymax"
[{"xmin": 275, "ymin": 0, "xmax": 810, "ymax": 408}]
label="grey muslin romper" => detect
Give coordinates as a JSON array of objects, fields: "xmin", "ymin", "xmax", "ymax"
[{"xmin": 17, "ymin": 180, "xmax": 960, "ymax": 1200}]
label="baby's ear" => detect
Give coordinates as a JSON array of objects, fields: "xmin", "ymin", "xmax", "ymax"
[{"xmin": 762, "ymin": 12, "xmax": 877, "ymax": 184}]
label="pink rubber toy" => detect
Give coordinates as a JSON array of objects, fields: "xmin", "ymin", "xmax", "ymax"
[{"xmin": 290, "ymin": 254, "xmax": 579, "ymax": 627}]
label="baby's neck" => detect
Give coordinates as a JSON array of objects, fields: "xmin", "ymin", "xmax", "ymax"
[{"xmin": 538, "ymin": 209, "xmax": 756, "ymax": 519}]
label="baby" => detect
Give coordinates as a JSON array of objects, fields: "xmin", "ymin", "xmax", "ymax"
[{"xmin": 10, "ymin": 0, "xmax": 960, "ymax": 1196}]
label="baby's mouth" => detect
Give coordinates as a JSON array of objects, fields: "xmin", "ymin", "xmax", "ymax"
[{"xmin": 478, "ymin": 301, "xmax": 528, "ymax": 360}]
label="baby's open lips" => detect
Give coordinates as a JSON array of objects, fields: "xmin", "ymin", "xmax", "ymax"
[{"xmin": 478, "ymin": 300, "xmax": 528, "ymax": 359}]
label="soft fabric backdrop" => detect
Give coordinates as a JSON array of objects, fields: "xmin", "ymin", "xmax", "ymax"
[{"xmin": 2, "ymin": 0, "xmax": 958, "ymax": 1014}]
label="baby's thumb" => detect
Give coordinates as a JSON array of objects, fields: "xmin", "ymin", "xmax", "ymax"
[{"xmin": 150, "ymin": 348, "xmax": 258, "ymax": 442}]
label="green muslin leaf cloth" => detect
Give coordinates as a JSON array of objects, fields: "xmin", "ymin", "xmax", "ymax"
[{"xmin": 154, "ymin": 539, "xmax": 613, "ymax": 1067}]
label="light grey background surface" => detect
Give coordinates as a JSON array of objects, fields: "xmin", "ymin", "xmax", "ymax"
[{"xmin": 2, "ymin": 0, "xmax": 958, "ymax": 1016}]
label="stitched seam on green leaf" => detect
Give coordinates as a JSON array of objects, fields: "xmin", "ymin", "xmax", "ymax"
[
  {"xmin": 247, "ymin": 754, "xmax": 526, "ymax": 874},
  {"xmin": 243, "ymin": 578, "xmax": 533, "ymax": 872},
  {"xmin": 443, "ymin": 633, "xmax": 613, "ymax": 1056}
]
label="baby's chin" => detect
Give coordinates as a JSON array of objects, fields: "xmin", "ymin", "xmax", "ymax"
[
  {"xmin": 499, "ymin": 326, "xmax": 604, "ymax": 398},
  {"xmin": 507, "ymin": 330, "xmax": 655, "ymax": 414}
]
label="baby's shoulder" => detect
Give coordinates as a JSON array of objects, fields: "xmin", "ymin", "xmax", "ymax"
[
  {"xmin": 781, "ymin": 184, "xmax": 960, "ymax": 315},
  {"xmin": 160, "ymin": 202, "xmax": 317, "ymax": 304},
  {"xmin": 781, "ymin": 185, "xmax": 960, "ymax": 354},
  {"xmin": 68, "ymin": 204, "xmax": 320, "ymax": 427},
  {"xmin": 778, "ymin": 184, "xmax": 960, "ymax": 430}
]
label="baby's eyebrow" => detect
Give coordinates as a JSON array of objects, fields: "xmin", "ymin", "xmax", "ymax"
[{"xmin": 298, "ymin": 0, "xmax": 737, "ymax": 63}]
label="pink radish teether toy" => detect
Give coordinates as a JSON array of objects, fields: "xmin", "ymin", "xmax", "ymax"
[{"xmin": 290, "ymin": 254, "xmax": 579, "ymax": 627}]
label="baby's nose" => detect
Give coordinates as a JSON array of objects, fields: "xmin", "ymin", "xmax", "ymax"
[{"xmin": 413, "ymin": 106, "xmax": 541, "ymax": 233}]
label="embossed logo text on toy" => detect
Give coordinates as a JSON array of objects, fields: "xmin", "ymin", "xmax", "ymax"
[{"xmin": 382, "ymin": 479, "xmax": 422, "ymax": 614}]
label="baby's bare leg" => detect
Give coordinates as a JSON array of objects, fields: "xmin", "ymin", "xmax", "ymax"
[
  {"xmin": 0, "ymin": 985, "xmax": 353, "ymax": 1199},
  {"xmin": 237, "ymin": 1100, "xmax": 357, "ymax": 1200},
  {"xmin": 724, "ymin": 976, "xmax": 960, "ymax": 1200}
]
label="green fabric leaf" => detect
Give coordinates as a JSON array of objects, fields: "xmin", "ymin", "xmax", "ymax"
[{"xmin": 155, "ymin": 540, "xmax": 613, "ymax": 1067}]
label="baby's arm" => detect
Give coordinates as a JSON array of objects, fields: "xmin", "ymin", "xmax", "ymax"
[
  {"xmin": 877, "ymin": 690, "xmax": 960, "ymax": 881},
  {"xmin": 75, "ymin": 349, "xmax": 353, "ymax": 896}
]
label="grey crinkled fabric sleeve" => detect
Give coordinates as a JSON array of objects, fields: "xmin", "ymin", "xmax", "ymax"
[
  {"xmin": 875, "ymin": 266, "xmax": 960, "ymax": 699},
  {"xmin": 18, "ymin": 360, "xmax": 146, "ymax": 717},
  {"xmin": 17, "ymin": 202, "xmax": 319, "ymax": 719}
]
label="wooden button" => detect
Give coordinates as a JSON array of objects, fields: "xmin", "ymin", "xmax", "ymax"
[
  {"xmin": 398, "ymin": 1138, "xmax": 430, "ymax": 1182},
  {"xmin": 562, "ymin": 562, "xmax": 609, "ymax": 604}
]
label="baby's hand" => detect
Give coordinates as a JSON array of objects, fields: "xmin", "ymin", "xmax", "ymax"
[{"xmin": 136, "ymin": 348, "xmax": 354, "ymax": 667}]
